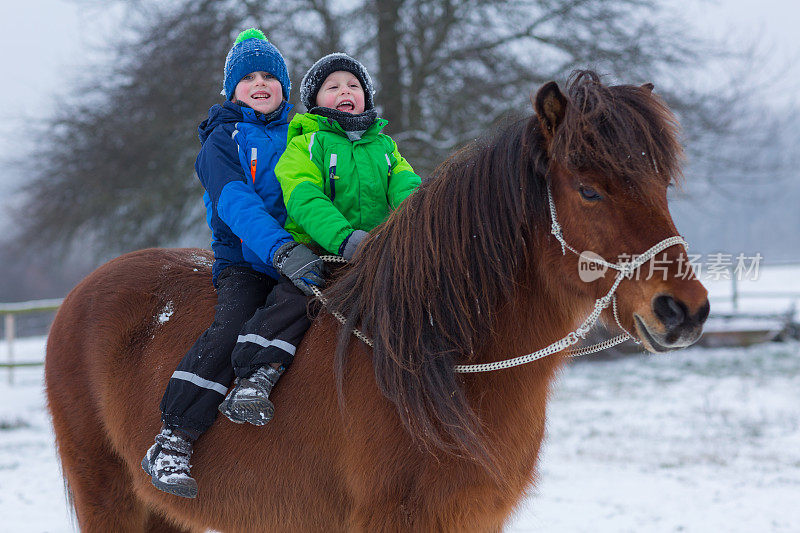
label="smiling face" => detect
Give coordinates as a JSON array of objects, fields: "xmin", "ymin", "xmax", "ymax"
[
  {"xmin": 233, "ymin": 71, "xmax": 283, "ymax": 114},
  {"xmin": 315, "ymin": 71, "xmax": 365, "ymax": 114}
]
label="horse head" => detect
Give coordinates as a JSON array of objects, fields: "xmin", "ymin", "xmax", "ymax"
[{"xmin": 533, "ymin": 71, "xmax": 709, "ymax": 353}]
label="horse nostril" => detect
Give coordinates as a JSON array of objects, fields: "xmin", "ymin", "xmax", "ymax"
[
  {"xmin": 695, "ymin": 299, "xmax": 710, "ymax": 324},
  {"xmin": 653, "ymin": 295, "xmax": 687, "ymax": 329}
]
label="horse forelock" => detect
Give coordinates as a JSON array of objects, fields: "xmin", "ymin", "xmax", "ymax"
[{"xmin": 552, "ymin": 70, "xmax": 684, "ymax": 194}]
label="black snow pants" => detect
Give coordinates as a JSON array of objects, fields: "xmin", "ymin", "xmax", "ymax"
[{"xmin": 159, "ymin": 266, "xmax": 311, "ymax": 435}]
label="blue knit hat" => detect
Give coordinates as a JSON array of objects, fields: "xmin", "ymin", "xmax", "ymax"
[{"xmin": 222, "ymin": 28, "xmax": 290, "ymax": 101}]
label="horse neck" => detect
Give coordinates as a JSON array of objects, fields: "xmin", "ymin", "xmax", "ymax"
[{"xmin": 464, "ymin": 250, "xmax": 590, "ymax": 467}]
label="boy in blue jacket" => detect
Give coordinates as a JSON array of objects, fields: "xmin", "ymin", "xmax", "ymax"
[{"xmin": 141, "ymin": 29, "xmax": 324, "ymax": 499}]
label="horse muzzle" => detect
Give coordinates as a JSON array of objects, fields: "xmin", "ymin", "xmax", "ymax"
[{"xmin": 634, "ymin": 294, "xmax": 710, "ymax": 353}]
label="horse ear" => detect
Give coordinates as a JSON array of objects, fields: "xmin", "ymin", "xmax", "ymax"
[
  {"xmin": 641, "ymin": 82, "xmax": 654, "ymax": 93},
  {"xmin": 533, "ymin": 81, "xmax": 567, "ymax": 141}
]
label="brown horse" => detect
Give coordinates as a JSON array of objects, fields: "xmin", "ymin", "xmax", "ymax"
[{"xmin": 46, "ymin": 71, "xmax": 709, "ymax": 532}]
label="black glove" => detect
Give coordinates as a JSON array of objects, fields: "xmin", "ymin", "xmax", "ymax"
[
  {"xmin": 341, "ymin": 229, "xmax": 368, "ymax": 261},
  {"xmin": 272, "ymin": 242, "xmax": 326, "ymax": 297}
]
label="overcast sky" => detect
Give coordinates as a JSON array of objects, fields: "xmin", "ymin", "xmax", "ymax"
[{"xmin": 1, "ymin": 0, "xmax": 797, "ymax": 158}]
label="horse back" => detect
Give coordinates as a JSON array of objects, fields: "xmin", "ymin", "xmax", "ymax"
[{"xmin": 45, "ymin": 248, "xmax": 352, "ymax": 531}]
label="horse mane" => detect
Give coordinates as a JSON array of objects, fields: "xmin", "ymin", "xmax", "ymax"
[{"xmin": 324, "ymin": 70, "xmax": 683, "ymax": 471}]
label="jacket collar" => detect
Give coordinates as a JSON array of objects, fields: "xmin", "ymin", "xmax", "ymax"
[
  {"xmin": 314, "ymin": 113, "xmax": 388, "ymax": 142},
  {"xmin": 234, "ymin": 100, "xmax": 293, "ymax": 127}
]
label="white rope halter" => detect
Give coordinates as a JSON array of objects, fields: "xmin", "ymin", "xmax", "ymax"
[{"xmin": 312, "ymin": 184, "xmax": 687, "ymax": 373}]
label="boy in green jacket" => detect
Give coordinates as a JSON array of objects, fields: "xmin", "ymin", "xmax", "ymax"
[
  {"xmin": 219, "ymin": 53, "xmax": 420, "ymax": 422},
  {"xmin": 275, "ymin": 53, "xmax": 421, "ymax": 259}
]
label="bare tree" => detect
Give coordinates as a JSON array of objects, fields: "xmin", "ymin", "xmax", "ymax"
[
  {"xmin": 9, "ymin": 0, "xmax": 776, "ymax": 258},
  {"xmin": 366, "ymin": 0, "xmax": 715, "ymax": 169}
]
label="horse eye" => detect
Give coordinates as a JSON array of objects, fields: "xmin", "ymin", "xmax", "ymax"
[{"xmin": 579, "ymin": 186, "xmax": 601, "ymax": 201}]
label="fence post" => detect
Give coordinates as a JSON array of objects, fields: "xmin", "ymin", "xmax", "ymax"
[{"xmin": 5, "ymin": 313, "xmax": 14, "ymax": 385}]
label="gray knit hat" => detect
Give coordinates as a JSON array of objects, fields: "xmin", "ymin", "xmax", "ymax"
[{"xmin": 300, "ymin": 53, "xmax": 375, "ymax": 111}]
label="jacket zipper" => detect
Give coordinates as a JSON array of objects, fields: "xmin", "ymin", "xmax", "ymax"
[
  {"xmin": 239, "ymin": 147, "xmax": 259, "ymax": 245},
  {"xmin": 329, "ymin": 153, "xmax": 338, "ymax": 201}
]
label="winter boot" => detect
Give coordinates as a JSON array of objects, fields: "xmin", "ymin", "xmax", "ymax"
[
  {"xmin": 141, "ymin": 427, "xmax": 198, "ymax": 498},
  {"xmin": 218, "ymin": 365, "xmax": 284, "ymax": 425}
]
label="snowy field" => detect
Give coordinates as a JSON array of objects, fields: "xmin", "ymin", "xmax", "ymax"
[{"xmin": 1, "ymin": 336, "xmax": 798, "ymax": 532}]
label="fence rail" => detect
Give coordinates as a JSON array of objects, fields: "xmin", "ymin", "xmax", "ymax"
[
  {"xmin": 1, "ymin": 298, "xmax": 62, "ymax": 384},
  {"xmin": 0, "ymin": 361, "xmax": 45, "ymax": 368},
  {"xmin": 0, "ymin": 298, "xmax": 64, "ymax": 314}
]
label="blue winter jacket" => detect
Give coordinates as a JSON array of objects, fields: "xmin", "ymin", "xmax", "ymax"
[{"xmin": 196, "ymin": 100, "xmax": 294, "ymax": 286}]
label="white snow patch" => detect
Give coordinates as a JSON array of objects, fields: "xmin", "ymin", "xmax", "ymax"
[
  {"xmin": 157, "ymin": 302, "xmax": 174, "ymax": 324},
  {"xmin": 190, "ymin": 252, "xmax": 213, "ymax": 268}
]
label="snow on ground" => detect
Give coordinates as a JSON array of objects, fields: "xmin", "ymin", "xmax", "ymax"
[
  {"xmin": 0, "ymin": 337, "xmax": 74, "ymax": 532},
  {"xmin": 508, "ymin": 341, "xmax": 800, "ymax": 532},
  {"xmin": 1, "ymin": 336, "xmax": 798, "ymax": 532}
]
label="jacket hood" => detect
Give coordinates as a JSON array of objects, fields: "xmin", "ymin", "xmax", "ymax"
[
  {"xmin": 287, "ymin": 112, "xmax": 325, "ymax": 143},
  {"xmin": 198, "ymin": 100, "xmax": 292, "ymax": 144},
  {"xmin": 198, "ymin": 101, "xmax": 243, "ymax": 144}
]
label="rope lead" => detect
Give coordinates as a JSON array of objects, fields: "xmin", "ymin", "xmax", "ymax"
[{"xmin": 312, "ymin": 186, "xmax": 688, "ymax": 374}]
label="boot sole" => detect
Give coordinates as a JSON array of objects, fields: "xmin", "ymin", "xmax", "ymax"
[
  {"xmin": 229, "ymin": 398, "xmax": 274, "ymax": 426},
  {"xmin": 141, "ymin": 455, "xmax": 198, "ymax": 499},
  {"xmin": 218, "ymin": 397, "xmax": 246, "ymax": 424},
  {"xmin": 150, "ymin": 474, "xmax": 198, "ymax": 499}
]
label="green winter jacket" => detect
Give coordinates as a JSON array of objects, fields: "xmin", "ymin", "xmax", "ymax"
[{"xmin": 275, "ymin": 112, "xmax": 421, "ymax": 254}]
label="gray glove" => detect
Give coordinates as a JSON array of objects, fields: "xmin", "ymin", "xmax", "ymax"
[
  {"xmin": 272, "ymin": 242, "xmax": 326, "ymax": 297},
  {"xmin": 341, "ymin": 230, "xmax": 368, "ymax": 261}
]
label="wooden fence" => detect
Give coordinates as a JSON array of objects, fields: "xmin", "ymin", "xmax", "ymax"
[{"xmin": 0, "ymin": 299, "xmax": 62, "ymax": 384}]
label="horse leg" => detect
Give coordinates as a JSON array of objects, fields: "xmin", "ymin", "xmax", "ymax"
[
  {"xmin": 347, "ymin": 492, "xmax": 509, "ymax": 533},
  {"xmin": 348, "ymin": 504, "xmax": 403, "ymax": 532},
  {"xmin": 55, "ymin": 434, "xmax": 143, "ymax": 530},
  {"xmin": 143, "ymin": 511, "xmax": 195, "ymax": 533},
  {"xmin": 55, "ymin": 413, "xmax": 196, "ymax": 533},
  {"xmin": 50, "ymin": 391, "xmax": 153, "ymax": 532},
  {"xmin": 47, "ymin": 348, "xmax": 163, "ymax": 530},
  {"xmin": 349, "ymin": 508, "xmax": 505, "ymax": 533}
]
